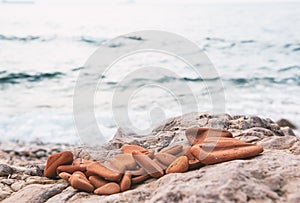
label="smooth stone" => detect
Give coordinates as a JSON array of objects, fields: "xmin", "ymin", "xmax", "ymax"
[
  {"xmin": 159, "ymin": 145, "xmax": 183, "ymax": 155},
  {"xmin": 88, "ymin": 176, "xmax": 108, "ymax": 188},
  {"xmin": 155, "ymin": 153, "xmax": 177, "ymax": 166},
  {"xmin": 58, "ymin": 172, "xmax": 71, "ymax": 181},
  {"xmin": 73, "ymin": 158, "xmax": 93, "ymax": 166},
  {"xmin": 104, "ymin": 158, "xmax": 126, "ymax": 173},
  {"xmin": 69, "ymin": 171, "xmax": 94, "ymax": 193},
  {"xmin": 121, "ymin": 144, "xmax": 149, "ymax": 154},
  {"xmin": 120, "ymin": 172, "xmax": 131, "ymax": 192},
  {"xmin": 131, "ymin": 174, "xmax": 151, "ymax": 185},
  {"xmin": 94, "ymin": 182, "xmax": 120, "ymax": 195},
  {"xmin": 166, "ymin": 156, "xmax": 189, "ymax": 174},
  {"xmin": 114, "ymin": 154, "xmax": 137, "ymax": 169},
  {"xmin": 153, "ymin": 159, "xmax": 168, "ymax": 170},
  {"xmin": 126, "ymin": 167, "xmax": 146, "ymax": 176},
  {"xmin": 44, "ymin": 151, "xmax": 73, "ymax": 179},
  {"xmin": 185, "ymin": 128, "xmax": 233, "ymax": 145},
  {"xmin": 56, "ymin": 165, "xmax": 86, "ymax": 174},
  {"xmin": 86, "ymin": 162, "xmax": 122, "ymax": 181},
  {"xmin": 190, "ymin": 144, "xmax": 264, "ymax": 165},
  {"xmin": 132, "ymin": 151, "xmax": 164, "ymax": 178}
]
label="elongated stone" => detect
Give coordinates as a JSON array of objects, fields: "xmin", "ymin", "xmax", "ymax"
[
  {"xmin": 56, "ymin": 165, "xmax": 86, "ymax": 174},
  {"xmin": 58, "ymin": 172, "xmax": 71, "ymax": 181},
  {"xmin": 160, "ymin": 145, "xmax": 183, "ymax": 155},
  {"xmin": 153, "ymin": 159, "xmax": 168, "ymax": 170},
  {"xmin": 88, "ymin": 176, "xmax": 108, "ymax": 188},
  {"xmin": 190, "ymin": 144, "xmax": 264, "ymax": 165},
  {"xmin": 155, "ymin": 153, "xmax": 177, "ymax": 166},
  {"xmin": 114, "ymin": 154, "xmax": 137, "ymax": 169},
  {"xmin": 86, "ymin": 162, "xmax": 122, "ymax": 181},
  {"xmin": 166, "ymin": 156, "xmax": 189, "ymax": 174},
  {"xmin": 94, "ymin": 182, "xmax": 120, "ymax": 195},
  {"xmin": 121, "ymin": 144, "xmax": 148, "ymax": 154},
  {"xmin": 73, "ymin": 158, "xmax": 93, "ymax": 166},
  {"xmin": 120, "ymin": 172, "xmax": 131, "ymax": 192},
  {"xmin": 69, "ymin": 171, "xmax": 94, "ymax": 193},
  {"xmin": 126, "ymin": 167, "xmax": 146, "ymax": 176},
  {"xmin": 132, "ymin": 151, "xmax": 164, "ymax": 178},
  {"xmin": 44, "ymin": 151, "xmax": 73, "ymax": 179},
  {"xmin": 131, "ymin": 174, "xmax": 151, "ymax": 185},
  {"xmin": 185, "ymin": 128, "xmax": 233, "ymax": 145},
  {"xmin": 104, "ymin": 158, "xmax": 126, "ymax": 174}
]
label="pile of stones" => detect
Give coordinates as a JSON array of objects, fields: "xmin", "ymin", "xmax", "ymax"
[{"xmin": 44, "ymin": 128, "xmax": 263, "ymax": 195}]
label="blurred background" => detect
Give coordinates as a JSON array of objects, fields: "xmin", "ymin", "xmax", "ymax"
[{"xmin": 0, "ymin": 0, "xmax": 299, "ymax": 144}]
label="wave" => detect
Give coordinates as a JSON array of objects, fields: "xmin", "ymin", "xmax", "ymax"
[
  {"xmin": 0, "ymin": 34, "xmax": 55, "ymax": 42},
  {"xmin": 0, "ymin": 71, "xmax": 64, "ymax": 84},
  {"xmin": 229, "ymin": 76, "xmax": 300, "ymax": 86},
  {"xmin": 80, "ymin": 36, "xmax": 107, "ymax": 46},
  {"xmin": 278, "ymin": 65, "xmax": 300, "ymax": 72}
]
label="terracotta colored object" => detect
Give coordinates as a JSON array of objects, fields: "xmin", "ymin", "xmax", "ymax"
[
  {"xmin": 185, "ymin": 128, "xmax": 233, "ymax": 145},
  {"xmin": 44, "ymin": 151, "xmax": 73, "ymax": 179},
  {"xmin": 166, "ymin": 156, "xmax": 189, "ymax": 174},
  {"xmin": 44, "ymin": 128, "xmax": 264, "ymax": 196},
  {"xmin": 88, "ymin": 176, "xmax": 108, "ymax": 188},
  {"xmin": 69, "ymin": 171, "xmax": 94, "ymax": 193},
  {"xmin": 160, "ymin": 144, "xmax": 183, "ymax": 155},
  {"xmin": 132, "ymin": 151, "xmax": 164, "ymax": 178},
  {"xmin": 131, "ymin": 174, "xmax": 151, "ymax": 185},
  {"xmin": 155, "ymin": 153, "xmax": 177, "ymax": 166},
  {"xmin": 94, "ymin": 182, "xmax": 120, "ymax": 195},
  {"xmin": 58, "ymin": 172, "xmax": 71, "ymax": 181},
  {"xmin": 120, "ymin": 173, "xmax": 131, "ymax": 192},
  {"xmin": 86, "ymin": 162, "xmax": 122, "ymax": 181},
  {"xmin": 190, "ymin": 144, "xmax": 264, "ymax": 165},
  {"xmin": 56, "ymin": 165, "xmax": 86, "ymax": 174},
  {"xmin": 114, "ymin": 154, "xmax": 137, "ymax": 169}
]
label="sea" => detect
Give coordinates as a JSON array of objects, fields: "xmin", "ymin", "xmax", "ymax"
[{"xmin": 0, "ymin": 0, "xmax": 299, "ymax": 144}]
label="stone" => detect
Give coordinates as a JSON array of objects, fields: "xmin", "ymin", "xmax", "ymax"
[
  {"xmin": 56, "ymin": 165, "xmax": 86, "ymax": 174},
  {"xmin": 277, "ymin": 118, "xmax": 297, "ymax": 129},
  {"xmin": 159, "ymin": 144, "xmax": 183, "ymax": 155},
  {"xmin": 0, "ymin": 164, "xmax": 13, "ymax": 177},
  {"xmin": 114, "ymin": 154, "xmax": 137, "ymax": 169},
  {"xmin": 86, "ymin": 162, "xmax": 122, "ymax": 181},
  {"xmin": 166, "ymin": 156, "xmax": 189, "ymax": 174},
  {"xmin": 191, "ymin": 144, "xmax": 264, "ymax": 165},
  {"xmin": 120, "ymin": 172, "xmax": 131, "ymax": 192},
  {"xmin": 44, "ymin": 151, "xmax": 73, "ymax": 179},
  {"xmin": 94, "ymin": 182, "xmax": 120, "ymax": 195},
  {"xmin": 58, "ymin": 172, "xmax": 71, "ymax": 181},
  {"xmin": 88, "ymin": 176, "xmax": 108, "ymax": 188},
  {"xmin": 185, "ymin": 128, "xmax": 233, "ymax": 145},
  {"xmin": 69, "ymin": 171, "xmax": 94, "ymax": 193},
  {"xmin": 2, "ymin": 183, "xmax": 67, "ymax": 203},
  {"xmin": 155, "ymin": 152, "xmax": 177, "ymax": 166},
  {"xmin": 132, "ymin": 151, "xmax": 164, "ymax": 178}
]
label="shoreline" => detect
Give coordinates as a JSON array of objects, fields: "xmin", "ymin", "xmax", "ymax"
[{"xmin": 1, "ymin": 112, "xmax": 299, "ymax": 202}]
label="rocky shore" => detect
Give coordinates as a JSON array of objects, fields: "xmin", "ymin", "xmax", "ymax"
[{"xmin": 0, "ymin": 113, "xmax": 299, "ymax": 203}]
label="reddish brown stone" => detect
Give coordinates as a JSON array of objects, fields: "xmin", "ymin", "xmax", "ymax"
[
  {"xmin": 166, "ymin": 156, "xmax": 189, "ymax": 174},
  {"xmin": 155, "ymin": 153, "xmax": 177, "ymax": 166},
  {"xmin": 73, "ymin": 158, "xmax": 93, "ymax": 166},
  {"xmin": 190, "ymin": 144, "xmax": 264, "ymax": 165},
  {"xmin": 185, "ymin": 128, "xmax": 233, "ymax": 145},
  {"xmin": 131, "ymin": 174, "xmax": 151, "ymax": 185},
  {"xmin": 86, "ymin": 162, "xmax": 122, "ymax": 181},
  {"xmin": 120, "ymin": 172, "xmax": 131, "ymax": 192},
  {"xmin": 56, "ymin": 165, "xmax": 86, "ymax": 174},
  {"xmin": 88, "ymin": 176, "xmax": 108, "ymax": 188},
  {"xmin": 160, "ymin": 144, "xmax": 183, "ymax": 155},
  {"xmin": 132, "ymin": 151, "xmax": 164, "ymax": 178},
  {"xmin": 44, "ymin": 151, "xmax": 73, "ymax": 179},
  {"xmin": 114, "ymin": 154, "xmax": 137, "ymax": 169},
  {"xmin": 94, "ymin": 182, "xmax": 120, "ymax": 195},
  {"xmin": 69, "ymin": 171, "xmax": 94, "ymax": 193},
  {"xmin": 58, "ymin": 172, "xmax": 71, "ymax": 181}
]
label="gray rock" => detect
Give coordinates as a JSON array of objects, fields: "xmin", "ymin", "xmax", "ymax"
[{"xmin": 0, "ymin": 164, "xmax": 13, "ymax": 177}]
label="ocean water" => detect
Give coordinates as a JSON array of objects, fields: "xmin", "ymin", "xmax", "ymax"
[{"xmin": 0, "ymin": 0, "xmax": 299, "ymax": 144}]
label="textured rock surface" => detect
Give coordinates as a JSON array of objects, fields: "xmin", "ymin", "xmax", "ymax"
[{"xmin": 0, "ymin": 113, "xmax": 299, "ymax": 203}]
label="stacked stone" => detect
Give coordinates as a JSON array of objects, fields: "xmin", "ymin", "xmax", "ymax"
[{"xmin": 44, "ymin": 128, "xmax": 264, "ymax": 195}]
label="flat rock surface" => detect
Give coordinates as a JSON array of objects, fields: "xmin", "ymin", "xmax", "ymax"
[{"xmin": 0, "ymin": 113, "xmax": 299, "ymax": 203}]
